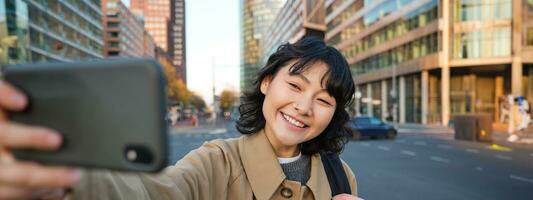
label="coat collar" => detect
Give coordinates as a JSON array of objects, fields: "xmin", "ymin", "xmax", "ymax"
[
  {"xmin": 239, "ymin": 130, "xmax": 331, "ymax": 200},
  {"xmin": 307, "ymin": 153, "xmax": 332, "ymax": 200}
]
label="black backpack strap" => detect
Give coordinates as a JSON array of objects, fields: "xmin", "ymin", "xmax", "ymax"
[{"xmin": 320, "ymin": 152, "xmax": 352, "ymax": 196}]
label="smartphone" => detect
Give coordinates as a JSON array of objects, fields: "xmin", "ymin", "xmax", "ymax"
[{"xmin": 2, "ymin": 58, "xmax": 169, "ymax": 172}]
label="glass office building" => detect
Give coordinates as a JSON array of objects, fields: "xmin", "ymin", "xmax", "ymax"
[
  {"xmin": 260, "ymin": 0, "xmax": 326, "ymax": 65},
  {"xmin": 0, "ymin": 0, "xmax": 29, "ymax": 65},
  {"xmin": 326, "ymin": 0, "xmax": 533, "ymax": 125},
  {"xmin": 0, "ymin": 0, "xmax": 104, "ymax": 65},
  {"xmin": 102, "ymin": 0, "xmax": 145, "ymax": 57},
  {"xmin": 240, "ymin": 0, "xmax": 285, "ymax": 92},
  {"xmin": 26, "ymin": 0, "xmax": 104, "ymax": 62}
]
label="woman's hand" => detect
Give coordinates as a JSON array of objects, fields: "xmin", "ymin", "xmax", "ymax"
[
  {"xmin": 332, "ymin": 193, "xmax": 365, "ymax": 200},
  {"xmin": 0, "ymin": 81, "xmax": 80, "ymax": 199}
]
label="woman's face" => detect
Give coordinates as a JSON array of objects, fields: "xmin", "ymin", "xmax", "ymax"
[{"xmin": 260, "ymin": 61, "xmax": 336, "ymax": 153}]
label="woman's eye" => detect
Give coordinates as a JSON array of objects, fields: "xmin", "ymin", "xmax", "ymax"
[
  {"xmin": 288, "ymin": 83, "xmax": 300, "ymax": 90},
  {"xmin": 318, "ymin": 99, "xmax": 332, "ymax": 106}
]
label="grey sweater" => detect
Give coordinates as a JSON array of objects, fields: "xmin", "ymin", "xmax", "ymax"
[{"xmin": 280, "ymin": 154, "xmax": 311, "ymax": 184}]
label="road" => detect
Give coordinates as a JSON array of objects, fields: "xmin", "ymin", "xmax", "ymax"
[{"xmin": 168, "ymin": 123, "xmax": 533, "ymax": 200}]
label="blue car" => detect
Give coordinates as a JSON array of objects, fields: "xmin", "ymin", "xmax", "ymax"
[{"xmin": 349, "ymin": 116, "xmax": 397, "ymax": 140}]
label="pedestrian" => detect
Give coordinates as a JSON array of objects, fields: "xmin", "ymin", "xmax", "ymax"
[
  {"xmin": 499, "ymin": 95, "xmax": 509, "ymax": 123},
  {"xmin": 516, "ymin": 96, "xmax": 530, "ymax": 131},
  {"xmin": 191, "ymin": 114, "xmax": 198, "ymax": 127},
  {"xmin": 169, "ymin": 106, "xmax": 179, "ymax": 126},
  {"xmin": 0, "ymin": 37, "xmax": 361, "ymax": 199}
]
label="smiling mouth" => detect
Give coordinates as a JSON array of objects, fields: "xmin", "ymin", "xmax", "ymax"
[{"xmin": 281, "ymin": 112, "xmax": 309, "ymax": 128}]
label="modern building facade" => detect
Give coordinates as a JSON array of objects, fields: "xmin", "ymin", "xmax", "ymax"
[
  {"xmin": 0, "ymin": 0, "xmax": 104, "ymax": 65},
  {"xmin": 326, "ymin": 0, "xmax": 533, "ymax": 125},
  {"xmin": 260, "ymin": 0, "xmax": 326, "ymax": 64},
  {"xmin": 169, "ymin": 0, "xmax": 186, "ymax": 82},
  {"xmin": 240, "ymin": 0, "xmax": 285, "ymax": 92},
  {"xmin": 102, "ymin": 0, "xmax": 145, "ymax": 57},
  {"xmin": 131, "ymin": 0, "xmax": 170, "ymax": 52},
  {"xmin": 26, "ymin": 0, "xmax": 104, "ymax": 62},
  {"xmin": 131, "ymin": 0, "xmax": 185, "ymax": 81},
  {"xmin": 0, "ymin": 0, "xmax": 30, "ymax": 65},
  {"xmin": 143, "ymin": 29, "xmax": 156, "ymax": 57}
]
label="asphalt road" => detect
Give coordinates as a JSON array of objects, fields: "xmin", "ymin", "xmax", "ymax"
[{"xmin": 168, "ymin": 125, "xmax": 533, "ymax": 200}]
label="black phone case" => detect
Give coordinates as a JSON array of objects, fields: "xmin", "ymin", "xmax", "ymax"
[{"xmin": 3, "ymin": 58, "xmax": 168, "ymax": 172}]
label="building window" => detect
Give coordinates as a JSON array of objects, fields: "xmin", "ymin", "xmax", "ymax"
[
  {"xmin": 527, "ymin": 28, "xmax": 533, "ymax": 46},
  {"xmin": 405, "ymin": 73, "xmax": 421, "ymax": 123},
  {"xmin": 107, "ymin": 22, "xmax": 119, "ymax": 28},
  {"xmin": 108, "ymin": 32, "xmax": 119, "ymax": 37},
  {"xmin": 453, "ymin": 27, "xmax": 510, "ymax": 59},
  {"xmin": 108, "ymin": 42, "xmax": 119, "ymax": 48},
  {"xmin": 454, "ymin": 0, "xmax": 511, "ymax": 22}
]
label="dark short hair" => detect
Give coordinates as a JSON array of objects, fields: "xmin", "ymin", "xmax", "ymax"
[{"xmin": 236, "ymin": 36, "xmax": 355, "ymax": 155}]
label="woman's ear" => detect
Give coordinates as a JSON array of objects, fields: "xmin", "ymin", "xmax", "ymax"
[{"xmin": 260, "ymin": 76, "xmax": 272, "ymax": 95}]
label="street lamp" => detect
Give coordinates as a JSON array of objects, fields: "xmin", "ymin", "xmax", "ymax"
[
  {"xmin": 354, "ymin": 90, "xmax": 362, "ymax": 116},
  {"xmin": 391, "ymin": 64, "xmax": 398, "ymax": 122}
]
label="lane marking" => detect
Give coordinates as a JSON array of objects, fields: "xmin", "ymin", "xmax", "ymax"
[
  {"xmin": 475, "ymin": 167, "xmax": 483, "ymax": 171},
  {"xmin": 377, "ymin": 145, "xmax": 390, "ymax": 151},
  {"xmin": 495, "ymin": 154, "xmax": 512, "ymax": 161},
  {"xmin": 510, "ymin": 175, "xmax": 533, "ymax": 184},
  {"xmin": 360, "ymin": 142, "xmax": 371, "ymax": 147},
  {"xmin": 487, "ymin": 144, "xmax": 512, "ymax": 152},
  {"xmin": 430, "ymin": 156, "xmax": 450, "ymax": 164},
  {"xmin": 438, "ymin": 144, "xmax": 453, "ymax": 150},
  {"xmin": 414, "ymin": 141, "xmax": 427, "ymax": 146},
  {"xmin": 401, "ymin": 150, "xmax": 416, "ymax": 156},
  {"xmin": 209, "ymin": 128, "xmax": 227, "ymax": 134},
  {"xmin": 466, "ymin": 148, "xmax": 480, "ymax": 154}
]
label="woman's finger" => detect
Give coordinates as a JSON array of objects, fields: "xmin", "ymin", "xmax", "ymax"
[
  {"xmin": 0, "ymin": 81, "xmax": 27, "ymax": 111},
  {"xmin": 0, "ymin": 109, "xmax": 8, "ymax": 121},
  {"xmin": 0, "ymin": 162, "xmax": 80, "ymax": 188},
  {"xmin": 0, "ymin": 122, "xmax": 61, "ymax": 150},
  {"xmin": 0, "ymin": 185, "xmax": 33, "ymax": 200}
]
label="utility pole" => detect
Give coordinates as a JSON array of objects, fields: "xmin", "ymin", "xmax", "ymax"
[{"xmin": 212, "ymin": 58, "xmax": 217, "ymax": 126}]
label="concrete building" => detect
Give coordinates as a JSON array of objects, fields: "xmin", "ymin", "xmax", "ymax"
[
  {"xmin": 260, "ymin": 0, "xmax": 326, "ymax": 64},
  {"xmin": 169, "ymin": 0, "xmax": 186, "ymax": 82},
  {"xmin": 131, "ymin": 0, "xmax": 185, "ymax": 81},
  {"xmin": 325, "ymin": 0, "xmax": 533, "ymax": 126},
  {"xmin": 143, "ymin": 29, "xmax": 156, "ymax": 57},
  {"xmin": 240, "ymin": 0, "xmax": 285, "ymax": 92},
  {"xmin": 131, "ymin": 0, "xmax": 170, "ymax": 51},
  {"xmin": 0, "ymin": 0, "xmax": 104, "ymax": 65},
  {"xmin": 0, "ymin": 0, "xmax": 30, "ymax": 65},
  {"xmin": 102, "ymin": 0, "xmax": 145, "ymax": 57}
]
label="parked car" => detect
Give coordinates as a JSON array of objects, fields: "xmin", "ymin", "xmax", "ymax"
[{"xmin": 349, "ymin": 116, "xmax": 397, "ymax": 139}]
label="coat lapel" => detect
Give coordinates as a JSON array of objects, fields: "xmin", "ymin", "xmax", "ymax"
[
  {"xmin": 306, "ymin": 153, "xmax": 332, "ymax": 200},
  {"xmin": 239, "ymin": 130, "xmax": 332, "ymax": 200},
  {"xmin": 239, "ymin": 130, "xmax": 286, "ymax": 200}
]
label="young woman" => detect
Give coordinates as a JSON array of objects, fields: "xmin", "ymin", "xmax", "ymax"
[{"xmin": 0, "ymin": 37, "xmax": 360, "ymax": 200}]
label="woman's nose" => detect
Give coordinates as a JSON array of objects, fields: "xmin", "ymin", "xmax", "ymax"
[{"xmin": 293, "ymin": 99, "xmax": 312, "ymax": 116}]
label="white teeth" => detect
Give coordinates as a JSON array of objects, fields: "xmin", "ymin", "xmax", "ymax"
[{"xmin": 282, "ymin": 113, "xmax": 305, "ymax": 128}]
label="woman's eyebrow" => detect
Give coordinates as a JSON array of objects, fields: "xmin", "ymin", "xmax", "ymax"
[
  {"xmin": 290, "ymin": 73, "xmax": 330, "ymax": 93},
  {"xmin": 292, "ymin": 74, "xmax": 310, "ymax": 84}
]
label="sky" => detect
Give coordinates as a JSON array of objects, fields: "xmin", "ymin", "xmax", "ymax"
[{"xmin": 122, "ymin": 0, "xmax": 241, "ymax": 105}]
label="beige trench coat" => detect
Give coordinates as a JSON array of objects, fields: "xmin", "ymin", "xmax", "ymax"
[{"xmin": 71, "ymin": 130, "xmax": 358, "ymax": 200}]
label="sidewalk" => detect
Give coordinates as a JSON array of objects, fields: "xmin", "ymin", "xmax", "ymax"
[
  {"xmin": 392, "ymin": 122, "xmax": 533, "ymax": 149},
  {"xmin": 492, "ymin": 123, "xmax": 533, "ymax": 147},
  {"xmin": 170, "ymin": 118, "xmax": 234, "ymax": 135},
  {"xmin": 392, "ymin": 123, "xmax": 454, "ymax": 135}
]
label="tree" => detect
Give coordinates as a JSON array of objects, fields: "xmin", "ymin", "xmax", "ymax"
[
  {"xmin": 219, "ymin": 90, "xmax": 237, "ymax": 112},
  {"xmin": 160, "ymin": 57, "xmax": 191, "ymax": 105},
  {"xmin": 190, "ymin": 93, "xmax": 207, "ymax": 111}
]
